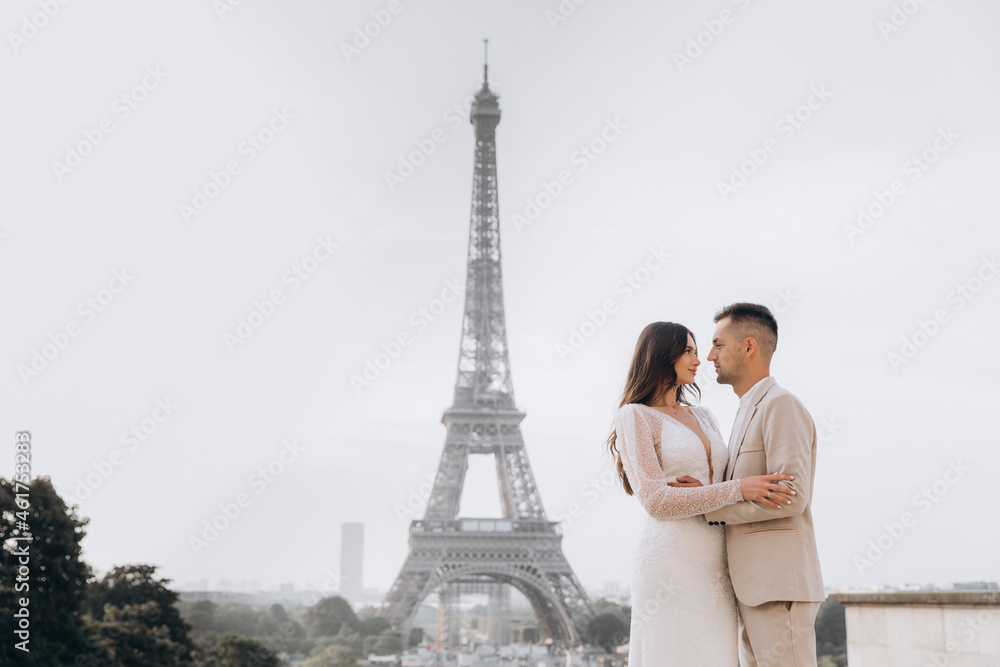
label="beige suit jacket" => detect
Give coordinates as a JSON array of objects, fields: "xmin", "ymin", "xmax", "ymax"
[{"xmin": 704, "ymin": 378, "xmax": 825, "ymax": 607}]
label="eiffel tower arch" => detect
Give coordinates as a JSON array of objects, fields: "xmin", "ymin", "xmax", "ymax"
[{"xmin": 379, "ymin": 44, "xmax": 595, "ymax": 649}]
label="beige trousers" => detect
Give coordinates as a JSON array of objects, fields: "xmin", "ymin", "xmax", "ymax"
[{"xmin": 736, "ymin": 599, "xmax": 821, "ymax": 667}]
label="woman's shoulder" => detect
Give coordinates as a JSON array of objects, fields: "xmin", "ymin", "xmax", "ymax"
[
  {"xmin": 615, "ymin": 403, "xmax": 639, "ymax": 418},
  {"xmin": 614, "ymin": 404, "xmax": 660, "ymax": 439},
  {"xmin": 616, "ymin": 402, "xmax": 655, "ymax": 415},
  {"xmin": 614, "ymin": 403, "xmax": 654, "ymax": 422}
]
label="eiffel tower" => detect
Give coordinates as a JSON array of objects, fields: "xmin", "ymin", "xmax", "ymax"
[{"xmin": 379, "ymin": 44, "xmax": 594, "ymax": 649}]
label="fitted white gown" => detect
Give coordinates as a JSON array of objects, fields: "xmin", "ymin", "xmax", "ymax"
[{"xmin": 613, "ymin": 403, "xmax": 743, "ymax": 666}]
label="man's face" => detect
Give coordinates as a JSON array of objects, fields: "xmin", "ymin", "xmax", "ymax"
[{"xmin": 707, "ymin": 317, "xmax": 745, "ymax": 386}]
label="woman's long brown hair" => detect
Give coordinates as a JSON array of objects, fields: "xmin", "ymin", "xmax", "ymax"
[{"xmin": 606, "ymin": 322, "xmax": 700, "ymax": 496}]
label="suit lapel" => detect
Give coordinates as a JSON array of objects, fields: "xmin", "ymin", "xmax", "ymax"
[
  {"xmin": 727, "ymin": 405, "xmax": 757, "ymax": 481},
  {"xmin": 726, "ymin": 377, "xmax": 777, "ymax": 481}
]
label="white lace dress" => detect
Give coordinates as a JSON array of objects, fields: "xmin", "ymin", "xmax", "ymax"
[{"xmin": 614, "ymin": 403, "xmax": 742, "ymax": 666}]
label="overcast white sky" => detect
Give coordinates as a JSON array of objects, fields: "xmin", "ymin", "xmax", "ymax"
[{"xmin": 2, "ymin": 0, "xmax": 998, "ymax": 599}]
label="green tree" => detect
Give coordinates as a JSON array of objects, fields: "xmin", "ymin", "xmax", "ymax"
[
  {"xmin": 371, "ymin": 628, "xmax": 403, "ymax": 655},
  {"xmin": 304, "ymin": 595, "xmax": 360, "ymax": 638},
  {"xmin": 198, "ymin": 633, "xmax": 280, "ymax": 667},
  {"xmin": 591, "ymin": 598, "xmax": 629, "ymax": 619},
  {"xmin": 254, "ymin": 610, "xmax": 280, "ymax": 637},
  {"xmin": 301, "ymin": 644, "xmax": 357, "ymax": 667},
  {"xmin": 85, "ymin": 601, "xmax": 191, "ymax": 667},
  {"xmin": 815, "ymin": 600, "xmax": 846, "ymax": 653},
  {"xmin": 0, "ymin": 476, "xmax": 91, "ymax": 665},
  {"xmin": 313, "ymin": 623, "xmax": 364, "ymax": 656},
  {"xmin": 586, "ymin": 612, "xmax": 628, "ymax": 653},
  {"xmin": 86, "ymin": 563, "xmax": 196, "ymax": 663},
  {"xmin": 589, "ymin": 599, "xmax": 630, "ymax": 649},
  {"xmin": 269, "ymin": 603, "xmax": 288, "ymax": 623},
  {"xmin": 358, "ymin": 614, "xmax": 391, "ymax": 637},
  {"xmin": 213, "ymin": 602, "xmax": 259, "ymax": 636},
  {"xmin": 267, "ymin": 617, "xmax": 311, "ymax": 655},
  {"xmin": 185, "ymin": 600, "xmax": 218, "ymax": 634}
]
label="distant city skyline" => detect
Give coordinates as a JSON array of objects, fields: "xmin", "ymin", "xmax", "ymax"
[{"xmin": 169, "ymin": 573, "xmax": 996, "ymax": 600}]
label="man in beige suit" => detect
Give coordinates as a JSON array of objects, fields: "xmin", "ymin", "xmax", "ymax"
[{"xmin": 703, "ymin": 302, "xmax": 825, "ymax": 667}]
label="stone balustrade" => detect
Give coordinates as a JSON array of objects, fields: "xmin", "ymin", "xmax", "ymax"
[{"xmin": 829, "ymin": 591, "xmax": 1000, "ymax": 666}]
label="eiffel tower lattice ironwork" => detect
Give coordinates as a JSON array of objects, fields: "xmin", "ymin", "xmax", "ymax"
[{"xmin": 379, "ymin": 45, "xmax": 595, "ymax": 649}]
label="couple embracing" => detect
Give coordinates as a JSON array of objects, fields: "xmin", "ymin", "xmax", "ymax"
[{"xmin": 607, "ymin": 303, "xmax": 824, "ymax": 666}]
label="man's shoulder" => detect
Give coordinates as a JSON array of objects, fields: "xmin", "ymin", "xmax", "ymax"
[
  {"xmin": 760, "ymin": 383, "xmax": 812, "ymax": 417},
  {"xmin": 762, "ymin": 382, "xmax": 791, "ymax": 400}
]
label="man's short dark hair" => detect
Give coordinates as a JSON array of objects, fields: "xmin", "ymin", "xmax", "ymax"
[{"xmin": 714, "ymin": 302, "xmax": 778, "ymax": 358}]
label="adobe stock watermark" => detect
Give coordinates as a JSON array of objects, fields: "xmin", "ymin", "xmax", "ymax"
[
  {"xmin": 853, "ymin": 459, "xmax": 970, "ymax": 574},
  {"xmin": 179, "ymin": 107, "xmax": 295, "ymax": 224},
  {"xmin": 544, "ymin": 0, "xmax": 589, "ymax": 31},
  {"xmin": 351, "ymin": 277, "xmax": 464, "ymax": 394},
  {"xmin": 224, "ymin": 235, "xmax": 340, "ymax": 352},
  {"xmin": 393, "ymin": 470, "xmax": 437, "ymax": 524},
  {"xmin": 921, "ymin": 609, "xmax": 996, "ymax": 666},
  {"xmin": 510, "ymin": 116, "xmax": 627, "ymax": 234},
  {"xmin": 877, "ymin": 0, "xmax": 931, "ymax": 41},
  {"xmin": 716, "ymin": 85, "xmax": 833, "ymax": 202},
  {"xmin": 302, "ymin": 568, "xmax": 345, "ymax": 608},
  {"xmin": 553, "ymin": 468, "xmax": 617, "ymax": 536},
  {"xmin": 843, "ymin": 126, "xmax": 959, "ymax": 244},
  {"xmin": 769, "ymin": 287, "xmax": 798, "ymax": 315},
  {"xmin": 815, "ymin": 416, "xmax": 844, "ymax": 455},
  {"xmin": 555, "ymin": 245, "xmax": 669, "ymax": 362},
  {"xmin": 189, "ymin": 439, "xmax": 305, "ymax": 555},
  {"xmin": 886, "ymin": 254, "xmax": 996, "ymax": 372},
  {"xmin": 672, "ymin": 0, "xmax": 757, "ymax": 73},
  {"xmin": 8, "ymin": 0, "xmax": 73, "ymax": 54},
  {"xmin": 384, "ymin": 89, "xmax": 500, "ymax": 192},
  {"xmin": 17, "ymin": 268, "xmax": 135, "ymax": 386},
  {"xmin": 339, "ymin": 0, "xmax": 416, "ymax": 63},
  {"xmin": 630, "ymin": 576, "xmax": 684, "ymax": 639},
  {"xmin": 246, "ymin": 618, "xmax": 316, "ymax": 661},
  {"xmin": 213, "ymin": 0, "xmax": 249, "ymax": 21},
  {"xmin": 51, "ymin": 65, "xmax": 169, "ymax": 183},
  {"xmin": 10, "ymin": 435, "xmax": 31, "ymax": 654},
  {"xmin": 64, "ymin": 398, "xmax": 179, "ymax": 506}
]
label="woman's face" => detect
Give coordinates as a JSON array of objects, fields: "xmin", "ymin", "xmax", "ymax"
[{"xmin": 673, "ymin": 333, "xmax": 700, "ymax": 385}]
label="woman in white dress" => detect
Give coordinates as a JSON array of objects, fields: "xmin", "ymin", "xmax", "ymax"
[{"xmin": 606, "ymin": 322, "xmax": 794, "ymax": 665}]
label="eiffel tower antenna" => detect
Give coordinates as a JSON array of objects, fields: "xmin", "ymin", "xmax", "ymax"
[
  {"xmin": 379, "ymin": 46, "xmax": 594, "ymax": 651},
  {"xmin": 483, "ymin": 38, "xmax": 489, "ymax": 86}
]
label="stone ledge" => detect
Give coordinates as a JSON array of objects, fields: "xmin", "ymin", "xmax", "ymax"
[{"xmin": 830, "ymin": 591, "xmax": 1000, "ymax": 606}]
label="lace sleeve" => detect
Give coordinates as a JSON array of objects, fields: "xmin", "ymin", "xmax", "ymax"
[{"xmin": 615, "ymin": 405, "xmax": 744, "ymax": 520}]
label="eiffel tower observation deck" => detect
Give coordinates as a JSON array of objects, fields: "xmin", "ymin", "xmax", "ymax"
[{"xmin": 379, "ymin": 45, "xmax": 595, "ymax": 650}]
